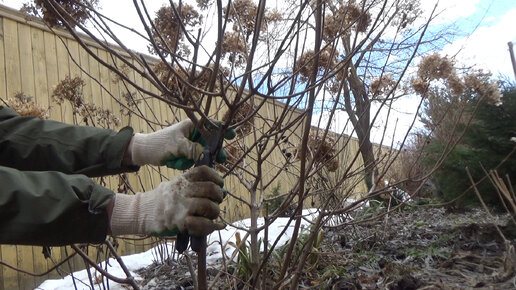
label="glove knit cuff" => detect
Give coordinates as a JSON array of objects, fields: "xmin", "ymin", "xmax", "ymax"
[
  {"xmin": 130, "ymin": 133, "xmax": 152, "ymax": 166},
  {"xmin": 110, "ymin": 192, "xmax": 161, "ymax": 235}
]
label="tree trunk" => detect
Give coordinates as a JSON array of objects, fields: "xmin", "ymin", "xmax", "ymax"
[{"xmin": 344, "ymin": 68, "xmax": 378, "ymax": 191}]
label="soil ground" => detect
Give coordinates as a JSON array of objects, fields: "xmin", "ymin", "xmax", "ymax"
[{"xmin": 135, "ymin": 204, "xmax": 516, "ymax": 289}]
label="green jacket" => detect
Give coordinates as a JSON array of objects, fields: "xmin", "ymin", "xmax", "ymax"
[{"xmin": 0, "ymin": 106, "xmax": 138, "ymax": 246}]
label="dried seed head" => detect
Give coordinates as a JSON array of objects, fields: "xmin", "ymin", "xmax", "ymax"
[
  {"xmin": 153, "ymin": 62, "xmax": 228, "ymax": 105},
  {"xmin": 344, "ymin": 4, "xmax": 371, "ymax": 33},
  {"xmin": 417, "ymin": 53, "xmax": 455, "ymax": 81},
  {"xmin": 370, "ymin": 74, "xmax": 396, "ymax": 97},
  {"xmin": 295, "ymin": 130, "xmax": 339, "ymax": 172},
  {"xmin": 52, "ymin": 75, "xmax": 86, "ymax": 110},
  {"xmin": 324, "ymin": 12, "xmax": 348, "ymax": 42},
  {"xmin": 150, "ymin": 4, "xmax": 201, "ymax": 57},
  {"xmin": 21, "ymin": 0, "xmax": 98, "ymax": 28},
  {"xmin": 110, "ymin": 64, "xmax": 130, "ymax": 84},
  {"xmin": 225, "ymin": 0, "xmax": 281, "ymax": 37},
  {"xmin": 414, "ymin": 54, "xmax": 501, "ymax": 104},
  {"xmin": 447, "ymin": 75, "xmax": 464, "ymax": 96},
  {"xmin": 6, "ymin": 93, "xmax": 48, "ymax": 119},
  {"xmin": 52, "ymin": 76, "xmax": 120, "ymax": 127},
  {"xmin": 216, "ymin": 140, "xmax": 245, "ymax": 173},
  {"xmin": 78, "ymin": 103, "xmax": 120, "ymax": 127},
  {"xmin": 462, "ymin": 70, "xmax": 501, "ymax": 104},
  {"xmin": 225, "ymin": 0, "xmax": 258, "ymax": 37},
  {"xmin": 222, "ymin": 101, "xmax": 255, "ymax": 137},
  {"xmin": 295, "ymin": 47, "xmax": 338, "ymax": 82},
  {"xmin": 221, "ymin": 32, "xmax": 247, "ymax": 67},
  {"xmin": 411, "ymin": 77, "xmax": 428, "ymax": 95},
  {"xmin": 324, "ymin": 4, "xmax": 371, "ymax": 40},
  {"xmin": 325, "ymin": 158, "xmax": 339, "ymax": 172}
]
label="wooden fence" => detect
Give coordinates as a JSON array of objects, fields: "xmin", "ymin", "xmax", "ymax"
[{"xmin": 0, "ymin": 5, "xmax": 370, "ymax": 289}]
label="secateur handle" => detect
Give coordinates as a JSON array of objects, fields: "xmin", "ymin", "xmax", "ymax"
[{"xmin": 176, "ymin": 124, "xmax": 224, "ymax": 253}]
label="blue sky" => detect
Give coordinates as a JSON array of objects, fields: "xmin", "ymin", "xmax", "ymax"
[{"xmin": 424, "ymin": 0, "xmax": 516, "ymax": 79}]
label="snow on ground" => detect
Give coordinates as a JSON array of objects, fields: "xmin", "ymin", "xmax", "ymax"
[
  {"xmin": 38, "ymin": 208, "xmax": 351, "ymax": 289},
  {"xmin": 36, "ymin": 248, "xmax": 153, "ymax": 290}
]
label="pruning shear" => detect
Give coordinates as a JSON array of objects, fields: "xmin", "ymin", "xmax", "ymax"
[{"xmin": 175, "ymin": 121, "xmax": 230, "ymax": 253}]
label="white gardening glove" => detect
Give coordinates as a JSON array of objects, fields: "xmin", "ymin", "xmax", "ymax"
[
  {"xmin": 129, "ymin": 119, "xmax": 203, "ymax": 169},
  {"xmin": 110, "ymin": 166, "xmax": 225, "ymax": 237}
]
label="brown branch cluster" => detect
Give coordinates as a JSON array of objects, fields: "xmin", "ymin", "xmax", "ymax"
[
  {"xmin": 224, "ymin": 0, "xmax": 282, "ymax": 38},
  {"xmin": 221, "ymin": 100, "xmax": 255, "ymax": 137},
  {"xmin": 10, "ymin": 0, "xmax": 453, "ymax": 288},
  {"xmin": 414, "ymin": 54, "xmax": 501, "ymax": 142},
  {"xmin": 220, "ymin": 0, "xmax": 282, "ymax": 67},
  {"xmin": 295, "ymin": 47, "xmax": 338, "ymax": 82},
  {"xmin": 293, "ymin": 130, "xmax": 339, "ymax": 172},
  {"xmin": 150, "ymin": 3, "xmax": 202, "ymax": 57},
  {"xmin": 412, "ymin": 53, "xmax": 500, "ymax": 102},
  {"xmin": 52, "ymin": 75, "xmax": 86, "ymax": 108},
  {"xmin": 323, "ymin": 3, "xmax": 371, "ymax": 42},
  {"xmin": 52, "ymin": 75, "xmax": 120, "ymax": 126},
  {"xmin": 216, "ymin": 102, "xmax": 256, "ymax": 172},
  {"xmin": 153, "ymin": 61, "xmax": 229, "ymax": 105},
  {"xmin": 21, "ymin": 0, "xmax": 98, "ymax": 27},
  {"xmin": 217, "ymin": 140, "xmax": 245, "ymax": 173},
  {"xmin": 5, "ymin": 92, "xmax": 49, "ymax": 119},
  {"xmin": 411, "ymin": 53, "xmax": 459, "ymax": 96},
  {"xmin": 370, "ymin": 73, "xmax": 396, "ymax": 98},
  {"xmin": 221, "ymin": 32, "xmax": 248, "ymax": 67}
]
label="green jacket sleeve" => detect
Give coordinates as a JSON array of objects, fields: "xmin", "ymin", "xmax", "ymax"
[
  {"xmin": 0, "ymin": 166, "xmax": 114, "ymax": 246},
  {"xmin": 0, "ymin": 106, "xmax": 137, "ymax": 245},
  {"xmin": 0, "ymin": 106, "xmax": 139, "ymax": 177}
]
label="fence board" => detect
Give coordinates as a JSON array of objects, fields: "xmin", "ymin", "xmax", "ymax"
[
  {"xmin": 0, "ymin": 17, "xmax": 5, "ymax": 101},
  {"xmin": 2, "ymin": 17, "xmax": 25, "ymax": 290},
  {"xmin": 29, "ymin": 24, "xmax": 50, "ymax": 288},
  {"xmin": 43, "ymin": 31, "xmax": 60, "ymax": 120},
  {"xmin": 3, "ymin": 18, "xmax": 20, "ymax": 99},
  {"xmin": 16, "ymin": 27, "xmax": 37, "ymax": 289},
  {"xmin": 55, "ymin": 35, "xmax": 72, "ymax": 123},
  {"xmin": 0, "ymin": 16, "xmax": 5, "ymax": 290}
]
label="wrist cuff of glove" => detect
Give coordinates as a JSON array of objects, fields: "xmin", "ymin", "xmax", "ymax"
[
  {"xmin": 129, "ymin": 133, "xmax": 150, "ymax": 166},
  {"xmin": 110, "ymin": 192, "xmax": 160, "ymax": 235}
]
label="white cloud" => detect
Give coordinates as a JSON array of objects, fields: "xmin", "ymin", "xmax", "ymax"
[
  {"xmin": 421, "ymin": 0, "xmax": 481, "ymax": 25},
  {"xmin": 441, "ymin": 7, "xmax": 516, "ymax": 77},
  {"xmin": 312, "ymin": 94, "xmax": 423, "ymax": 147},
  {"xmin": 1, "ymin": 0, "xmax": 22, "ymax": 9}
]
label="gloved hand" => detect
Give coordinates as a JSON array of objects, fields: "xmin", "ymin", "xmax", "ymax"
[
  {"xmin": 110, "ymin": 166, "xmax": 226, "ymax": 237},
  {"xmin": 129, "ymin": 120, "xmax": 236, "ymax": 170},
  {"xmin": 129, "ymin": 120, "xmax": 202, "ymax": 169}
]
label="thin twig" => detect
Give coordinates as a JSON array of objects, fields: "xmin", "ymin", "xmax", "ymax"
[
  {"xmin": 466, "ymin": 168, "xmax": 508, "ymax": 243},
  {"xmin": 70, "ymin": 244, "xmax": 141, "ymax": 289}
]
